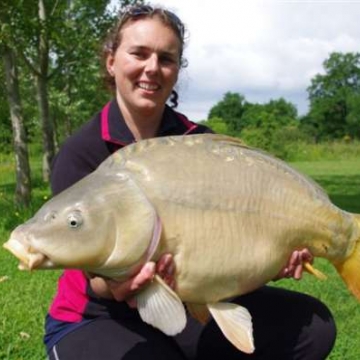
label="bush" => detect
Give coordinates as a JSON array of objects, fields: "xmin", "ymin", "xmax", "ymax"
[
  {"xmin": 241, "ymin": 125, "xmax": 311, "ymax": 159},
  {"xmin": 283, "ymin": 140, "xmax": 360, "ymax": 162}
]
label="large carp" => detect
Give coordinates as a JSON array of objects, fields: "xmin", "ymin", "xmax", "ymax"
[{"xmin": 4, "ymin": 134, "xmax": 360, "ymax": 354}]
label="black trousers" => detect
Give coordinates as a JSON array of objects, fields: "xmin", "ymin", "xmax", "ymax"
[{"xmin": 48, "ymin": 286, "xmax": 336, "ymax": 360}]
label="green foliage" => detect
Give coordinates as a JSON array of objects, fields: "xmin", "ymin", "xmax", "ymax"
[
  {"xmin": 240, "ymin": 98, "xmax": 298, "ymax": 148},
  {"xmin": 241, "ymin": 125, "xmax": 310, "ymax": 159},
  {"xmin": 0, "ymin": 0, "xmax": 142, "ymax": 153},
  {"xmin": 242, "ymin": 98, "xmax": 298, "ymax": 126},
  {"xmin": 208, "ymin": 93, "xmax": 302, "ymax": 155},
  {"xmin": 306, "ymin": 52, "xmax": 360, "ymax": 140},
  {"xmin": 346, "ymin": 93, "xmax": 360, "ymax": 139},
  {"xmin": 47, "ymin": 0, "xmax": 119, "ymax": 142},
  {"xmin": 206, "ymin": 52, "xmax": 360, "ymax": 149},
  {"xmin": 199, "ymin": 116, "xmax": 232, "ymax": 135},
  {"xmin": 282, "ymin": 140, "xmax": 360, "ymax": 162},
  {"xmin": 208, "ymin": 92, "xmax": 248, "ymax": 134}
]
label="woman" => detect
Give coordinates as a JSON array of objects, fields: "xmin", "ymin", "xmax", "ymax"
[{"xmin": 45, "ymin": 4, "xmax": 336, "ymax": 359}]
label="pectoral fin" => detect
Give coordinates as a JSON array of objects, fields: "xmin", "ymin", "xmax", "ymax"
[
  {"xmin": 136, "ymin": 275, "xmax": 187, "ymax": 335},
  {"xmin": 207, "ymin": 302, "xmax": 254, "ymax": 354}
]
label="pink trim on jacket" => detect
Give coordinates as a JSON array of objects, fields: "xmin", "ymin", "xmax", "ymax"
[
  {"xmin": 101, "ymin": 102, "xmax": 112, "ymax": 141},
  {"xmin": 176, "ymin": 112, "xmax": 198, "ymax": 134},
  {"xmin": 49, "ymin": 270, "xmax": 89, "ymax": 323}
]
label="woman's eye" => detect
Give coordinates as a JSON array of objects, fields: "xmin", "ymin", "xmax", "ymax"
[
  {"xmin": 131, "ymin": 51, "xmax": 146, "ymax": 59},
  {"xmin": 162, "ymin": 58, "xmax": 172, "ymax": 64},
  {"xmin": 160, "ymin": 56, "xmax": 175, "ymax": 64},
  {"xmin": 67, "ymin": 213, "xmax": 83, "ymax": 229}
]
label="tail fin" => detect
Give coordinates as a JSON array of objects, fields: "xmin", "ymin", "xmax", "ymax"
[{"xmin": 334, "ymin": 215, "xmax": 360, "ymax": 301}]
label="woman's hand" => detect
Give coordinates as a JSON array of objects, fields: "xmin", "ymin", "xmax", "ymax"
[
  {"xmin": 274, "ymin": 249, "xmax": 314, "ymax": 281},
  {"xmin": 89, "ymin": 253, "xmax": 175, "ymax": 308}
]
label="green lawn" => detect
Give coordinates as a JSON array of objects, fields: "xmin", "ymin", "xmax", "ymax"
[
  {"xmin": 0, "ymin": 157, "xmax": 360, "ymax": 359},
  {"xmin": 0, "ymin": 158, "xmax": 58, "ymax": 360},
  {"xmin": 280, "ymin": 159, "xmax": 360, "ymax": 360}
]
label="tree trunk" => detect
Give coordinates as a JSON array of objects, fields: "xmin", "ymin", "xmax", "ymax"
[
  {"xmin": 3, "ymin": 45, "xmax": 32, "ymax": 207},
  {"xmin": 36, "ymin": 74, "xmax": 55, "ymax": 182},
  {"xmin": 37, "ymin": 0, "xmax": 55, "ymax": 181}
]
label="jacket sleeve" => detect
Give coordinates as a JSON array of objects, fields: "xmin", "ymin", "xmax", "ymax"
[{"xmin": 50, "ymin": 141, "xmax": 96, "ymax": 196}]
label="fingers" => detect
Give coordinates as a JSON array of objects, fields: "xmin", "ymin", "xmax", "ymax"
[
  {"xmin": 293, "ymin": 262, "xmax": 303, "ymax": 280},
  {"xmin": 292, "ymin": 249, "xmax": 314, "ymax": 279},
  {"xmin": 299, "ymin": 248, "xmax": 314, "ymax": 264},
  {"xmin": 156, "ymin": 253, "xmax": 176, "ymax": 290},
  {"xmin": 106, "ymin": 253, "xmax": 176, "ymax": 308},
  {"xmin": 131, "ymin": 262, "xmax": 156, "ymax": 291},
  {"xmin": 288, "ymin": 251, "xmax": 301, "ymax": 279},
  {"xmin": 107, "ymin": 262, "xmax": 156, "ymax": 302},
  {"xmin": 156, "ymin": 253, "xmax": 173, "ymax": 277},
  {"xmin": 274, "ymin": 248, "xmax": 314, "ymax": 281}
]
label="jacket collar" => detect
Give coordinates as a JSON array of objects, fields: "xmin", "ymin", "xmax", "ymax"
[{"xmin": 101, "ymin": 99, "xmax": 196, "ymax": 146}]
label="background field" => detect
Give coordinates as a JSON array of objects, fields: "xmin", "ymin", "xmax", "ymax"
[
  {"xmin": 280, "ymin": 159, "xmax": 360, "ymax": 360},
  {"xmin": 1, "ymin": 155, "xmax": 360, "ymax": 359}
]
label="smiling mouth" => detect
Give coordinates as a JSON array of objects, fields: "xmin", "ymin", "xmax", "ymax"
[{"xmin": 137, "ymin": 82, "xmax": 160, "ymax": 91}]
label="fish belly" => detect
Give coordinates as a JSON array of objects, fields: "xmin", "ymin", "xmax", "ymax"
[{"xmin": 152, "ymin": 201, "xmax": 291, "ymax": 303}]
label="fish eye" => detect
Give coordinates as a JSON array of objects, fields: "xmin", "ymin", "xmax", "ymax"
[{"xmin": 67, "ymin": 212, "xmax": 83, "ymax": 229}]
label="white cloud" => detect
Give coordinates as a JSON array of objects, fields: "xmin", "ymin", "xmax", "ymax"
[{"xmin": 149, "ymin": 0, "xmax": 360, "ymax": 120}]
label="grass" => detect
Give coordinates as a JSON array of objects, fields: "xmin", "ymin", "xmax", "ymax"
[
  {"xmin": 0, "ymin": 156, "xmax": 59, "ymax": 360},
  {"xmin": 278, "ymin": 159, "xmax": 360, "ymax": 360},
  {"xmin": 1, "ymin": 154, "xmax": 360, "ymax": 359}
]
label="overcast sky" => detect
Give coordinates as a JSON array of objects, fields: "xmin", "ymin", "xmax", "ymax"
[{"xmin": 120, "ymin": 0, "xmax": 360, "ymax": 121}]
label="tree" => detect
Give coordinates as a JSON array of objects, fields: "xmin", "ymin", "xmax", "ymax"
[
  {"xmin": 199, "ymin": 116, "xmax": 231, "ymax": 135},
  {"xmin": 237, "ymin": 98, "xmax": 299, "ymax": 155},
  {"xmin": 1, "ymin": 0, "xmax": 141, "ymax": 205},
  {"xmin": 2, "ymin": 0, "xmax": 117, "ymax": 180},
  {"xmin": 307, "ymin": 52, "xmax": 360, "ymax": 140},
  {"xmin": 0, "ymin": 61, "xmax": 13, "ymax": 153},
  {"xmin": 240, "ymin": 98, "xmax": 297, "ymax": 131},
  {"xmin": 1, "ymin": 2, "xmax": 32, "ymax": 206},
  {"xmin": 344, "ymin": 93, "xmax": 360, "ymax": 139},
  {"xmin": 1, "ymin": 44, "xmax": 32, "ymax": 206},
  {"xmin": 208, "ymin": 92, "xmax": 248, "ymax": 135}
]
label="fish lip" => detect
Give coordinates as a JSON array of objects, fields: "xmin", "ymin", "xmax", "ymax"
[{"xmin": 3, "ymin": 238, "xmax": 51, "ymax": 270}]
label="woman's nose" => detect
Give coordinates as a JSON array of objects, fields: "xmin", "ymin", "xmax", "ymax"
[{"xmin": 145, "ymin": 54, "xmax": 159, "ymax": 74}]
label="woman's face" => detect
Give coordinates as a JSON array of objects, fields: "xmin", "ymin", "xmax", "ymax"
[{"xmin": 106, "ymin": 17, "xmax": 181, "ymax": 116}]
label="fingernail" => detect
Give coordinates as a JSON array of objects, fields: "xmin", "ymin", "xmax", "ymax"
[
  {"xmin": 166, "ymin": 263, "xmax": 175, "ymax": 276},
  {"xmin": 163, "ymin": 254, "xmax": 173, "ymax": 266},
  {"xmin": 144, "ymin": 262, "xmax": 156, "ymax": 275}
]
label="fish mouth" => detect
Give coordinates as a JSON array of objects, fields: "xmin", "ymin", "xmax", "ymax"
[{"xmin": 3, "ymin": 238, "xmax": 53, "ymax": 270}]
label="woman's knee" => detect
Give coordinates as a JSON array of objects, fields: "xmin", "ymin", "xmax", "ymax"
[{"xmin": 296, "ymin": 295, "xmax": 337, "ymax": 359}]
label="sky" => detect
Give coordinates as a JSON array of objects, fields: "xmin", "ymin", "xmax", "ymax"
[{"xmin": 117, "ymin": 0, "xmax": 360, "ymax": 121}]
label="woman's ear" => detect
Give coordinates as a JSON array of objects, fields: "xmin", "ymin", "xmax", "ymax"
[{"xmin": 106, "ymin": 55, "xmax": 115, "ymax": 77}]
